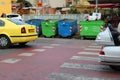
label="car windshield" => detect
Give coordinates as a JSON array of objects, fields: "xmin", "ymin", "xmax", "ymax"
[{"xmin": 8, "ymin": 19, "xmax": 26, "ymax": 25}]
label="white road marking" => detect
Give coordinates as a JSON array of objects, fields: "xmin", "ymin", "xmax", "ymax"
[
  {"xmin": 91, "ymin": 43, "xmax": 98, "ymax": 46},
  {"xmin": 71, "ymin": 56, "xmax": 98, "ymax": 61},
  {"xmin": 61, "ymin": 63, "xmax": 111, "ymax": 71},
  {"xmin": 32, "ymin": 49, "xmax": 46, "ymax": 52},
  {"xmin": 50, "ymin": 44, "xmax": 60, "ymax": 46},
  {"xmin": 42, "ymin": 46, "xmax": 54, "ymax": 48},
  {"xmin": 78, "ymin": 52, "xmax": 98, "ymax": 55},
  {"xmin": 48, "ymin": 73, "xmax": 115, "ymax": 80},
  {"xmin": 0, "ymin": 58, "xmax": 21, "ymax": 64},
  {"xmin": 84, "ymin": 48, "xmax": 100, "ymax": 51},
  {"xmin": 49, "ymin": 72, "xmax": 116, "ymax": 80},
  {"xmin": 18, "ymin": 53, "xmax": 35, "ymax": 56},
  {"xmin": 88, "ymin": 46, "xmax": 102, "ymax": 49}
]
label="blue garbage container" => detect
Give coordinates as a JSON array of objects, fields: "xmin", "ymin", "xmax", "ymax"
[
  {"xmin": 58, "ymin": 19, "xmax": 77, "ymax": 37},
  {"xmin": 25, "ymin": 19, "xmax": 44, "ymax": 36}
]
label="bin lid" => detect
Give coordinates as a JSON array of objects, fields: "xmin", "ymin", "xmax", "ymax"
[
  {"xmin": 80, "ymin": 20, "xmax": 105, "ymax": 24},
  {"xmin": 45, "ymin": 19, "xmax": 59, "ymax": 22},
  {"xmin": 62, "ymin": 19, "xmax": 75, "ymax": 22}
]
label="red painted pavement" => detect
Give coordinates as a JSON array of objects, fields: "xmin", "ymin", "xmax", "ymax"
[{"xmin": 0, "ymin": 40, "xmax": 120, "ymax": 80}]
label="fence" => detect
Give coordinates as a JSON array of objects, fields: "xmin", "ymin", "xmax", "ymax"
[{"xmin": 23, "ymin": 14, "xmax": 89, "ymax": 24}]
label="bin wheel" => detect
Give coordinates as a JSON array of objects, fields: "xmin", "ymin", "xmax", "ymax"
[
  {"xmin": 51, "ymin": 36, "xmax": 55, "ymax": 38},
  {"xmin": 43, "ymin": 35, "xmax": 47, "ymax": 38},
  {"xmin": 80, "ymin": 36, "xmax": 84, "ymax": 40}
]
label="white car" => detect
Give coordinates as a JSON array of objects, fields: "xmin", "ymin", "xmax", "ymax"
[
  {"xmin": 99, "ymin": 46, "xmax": 120, "ymax": 70},
  {"xmin": 6, "ymin": 14, "xmax": 23, "ymax": 21},
  {"xmin": 96, "ymin": 24, "xmax": 120, "ymax": 70}
]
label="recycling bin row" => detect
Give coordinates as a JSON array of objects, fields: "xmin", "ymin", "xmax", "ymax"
[
  {"xmin": 26, "ymin": 19, "xmax": 77, "ymax": 38},
  {"xmin": 25, "ymin": 18, "xmax": 105, "ymax": 39}
]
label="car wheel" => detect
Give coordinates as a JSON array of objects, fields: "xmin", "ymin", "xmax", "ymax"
[
  {"xmin": 0, "ymin": 35, "xmax": 11, "ymax": 49},
  {"xmin": 109, "ymin": 65, "xmax": 120, "ymax": 71}
]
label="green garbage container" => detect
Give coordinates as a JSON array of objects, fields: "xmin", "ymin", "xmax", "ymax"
[
  {"xmin": 79, "ymin": 20, "xmax": 105, "ymax": 39},
  {"xmin": 41, "ymin": 19, "xmax": 59, "ymax": 38}
]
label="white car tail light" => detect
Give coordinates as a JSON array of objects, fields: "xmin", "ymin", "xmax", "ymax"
[{"xmin": 99, "ymin": 51, "xmax": 105, "ymax": 55}]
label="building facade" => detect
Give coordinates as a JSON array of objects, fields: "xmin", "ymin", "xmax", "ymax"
[{"xmin": 0, "ymin": 0, "xmax": 13, "ymax": 15}]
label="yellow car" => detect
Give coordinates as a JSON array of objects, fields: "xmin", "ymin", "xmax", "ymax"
[{"xmin": 0, "ymin": 18, "xmax": 38, "ymax": 49}]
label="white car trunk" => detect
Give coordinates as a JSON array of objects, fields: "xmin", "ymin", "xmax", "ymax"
[{"xmin": 103, "ymin": 47, "xmax": 120, "ymax": 57}]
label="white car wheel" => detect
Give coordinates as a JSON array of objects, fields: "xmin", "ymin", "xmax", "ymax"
[{"xmin": 109, "ymin": 65, "xmax": 120, "ymax": 71}]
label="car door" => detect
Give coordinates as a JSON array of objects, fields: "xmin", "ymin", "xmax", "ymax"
[{"xmin": 0, "ymin": 19, "xmax": 5, "ymax": 33}]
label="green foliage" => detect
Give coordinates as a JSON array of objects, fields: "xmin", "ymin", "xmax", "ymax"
[
  {"xmin": 24, "ymin": 1, "xmax": 32, "ymax": 7},
  {"xmin": 69, "ymin": 7, "xmax": 80, "ymax": 14},
  {"xmin": 17, "ymin": 0, "xmax": 32, "ymax": 7},
  {"xmin": 118, "ymin": 8, "xmax": 120, "ymax": 16},
  {"xmin": 17, "ymin": 0, "xmax": 25, "ymax": 2}
]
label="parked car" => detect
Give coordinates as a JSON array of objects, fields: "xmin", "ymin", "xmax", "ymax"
[
  {"xmin": 6, "ymin": 14, "xmax": 23, "ymax": 21},
  {"xmin": 0, "ymin": 18, "xmax": 38, "ymax": 49},
  {"xmin": 96, "ymin": 23, "xmax": 120, "ymax": 70},
  {"xmin": 99, "ymin": 46, "xmax": 120, "ymax": 70}
]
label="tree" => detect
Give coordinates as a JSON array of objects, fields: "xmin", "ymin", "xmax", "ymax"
[
  {"xmin": 17, "ymin": 0, "xmax": 32, "ymax": 7},
  {"xmin": 17, "ymin": 0, "xmax": 25, "ymax": 2}
]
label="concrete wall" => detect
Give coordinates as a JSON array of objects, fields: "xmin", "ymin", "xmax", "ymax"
[
  {"xmin": 0, "ymin": 0, "xmax": 12, "ymax": 15},
  {"xmin": 49, "ymin": 0, "xmax": 66, "ymax": 8}
]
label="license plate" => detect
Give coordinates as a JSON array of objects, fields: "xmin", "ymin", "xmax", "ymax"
[{"xmin": 29, "ymin": 29, "xmax": 34, "ymax": 33}]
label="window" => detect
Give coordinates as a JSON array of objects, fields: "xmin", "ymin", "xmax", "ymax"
[
  {"xmin": 8, "ymin": 19, "xmax": 26, "ymax": 25},
  {"xmin": 6, "ymin": 15, "xmax": 18, "ymax": 18},
  {"xmin": 0, "ymin": 20, "xmax": 5, "ymax": 26}
]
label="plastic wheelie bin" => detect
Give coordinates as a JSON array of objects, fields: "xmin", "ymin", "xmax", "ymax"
[
  {"xmin": 79, "ymin": 20, "xmax": 105, "ymax": 39},
  {"xmin": 41, "ymin": 19, "xmax": 59, "ymax": 38},
  {"xmin": 25, "ymin": 19, "xmax": 44, "ymax": 36},
  {"xmin": 58, "ymin": 19, "xmax": 77, "ymax": 37}
]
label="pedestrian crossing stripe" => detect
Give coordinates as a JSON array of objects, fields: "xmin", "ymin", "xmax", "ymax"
[
  {"xmin": 18, "ymin": 53, "xmax": 35, "ymax": 56},
  {"xmin": 0, "ymin": 58, "xmax": 21, "ymax": 64},
  {"xmin": 48, "ymin": 73, "xmax": 116, "ymax": 80},
  {"xmin": 32, "ymin": 49, "xmax": 46, "ymax": 52},
  {"xmin": 50, "ymin": 44, "xmax": 60, "ymax": 46},
  {"xmin": 91, "ymin": 43, "xmax": 98, "ymax": 46},
  {"xmin": 42, "ymin": 46, "xmax": 54, "ymax": 48},
  {"xmin": 84, "ymin": 48, "xmax": 100, "ymax": 51},
  {"xmin": 78, "ymin": 52, "xmax": 98, "ymax": 55},
  {"xmin": 88, "ymin": 46, "xmax": 102, "ymax": 49},
  {"xmin": 71, "ymin": 56, "xmax": 98, "ymax": 61},
  {"xmin": 61, "ymin": 63, "xmax": 111, "ymax": 71}
]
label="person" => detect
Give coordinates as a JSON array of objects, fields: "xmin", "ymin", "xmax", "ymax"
[
  {"xmin": 1, "ymin": 13, "xmax": 6, "ymax": 18},
  {"xmin": 105, "ymin": 15, "xmax": 112, "ymax": 27},
  {"xmin": 117, "ymin": 22, "xmax": 120, "ymax": 33},
  {"xmin": 108, "ymin": 23, "xmax": 120, "ymax": 46}
]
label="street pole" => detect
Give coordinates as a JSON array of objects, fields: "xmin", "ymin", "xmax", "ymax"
[{"xmin": 96, "ymin": 0, "xmax": 98, "ymax": 13}]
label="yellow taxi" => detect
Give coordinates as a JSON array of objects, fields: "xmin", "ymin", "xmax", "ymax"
[{"xmin": 0, "ymin": 18, "xmax": 38, "ymax": 48}]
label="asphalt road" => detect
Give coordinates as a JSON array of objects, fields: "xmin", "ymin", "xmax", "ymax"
[{"xmin": 0, "ymin": 38, "xmax": 120, "ymax": 80}]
